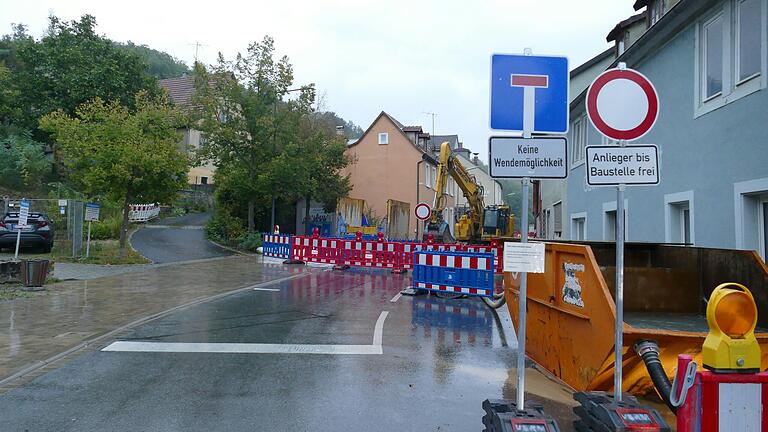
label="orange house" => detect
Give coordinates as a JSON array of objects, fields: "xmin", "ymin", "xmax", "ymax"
[{"xmin": 344, "ymin": 111, "xmax": 457, "ymax": 239}]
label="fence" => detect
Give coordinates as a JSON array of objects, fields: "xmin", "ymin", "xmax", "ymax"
[
  {"xmin": 128, "ymin": 204, "xmax": 160, "ymax": 223},
  {"xmin": 412, "ymin": 250, "xmax": 495, "ymax": 298},
  {"xmin": 2, "ymin": 198, "xmax": 86, "ymax": 257},
  {"xmin": 265, "ymin": 230, "xmax": 503, "ymax": 274}
]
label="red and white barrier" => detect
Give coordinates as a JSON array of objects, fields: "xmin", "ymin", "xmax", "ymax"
[{"xmin": 128, "ymin": 204, "xmax": 161, "ymax": 223}]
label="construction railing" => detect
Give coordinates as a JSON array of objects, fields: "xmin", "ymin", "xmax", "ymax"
[
  {"xmin": 270, "ymin": 229, "xmax": 503, "ymax": 274},
  {"xmin": 128, "ymin": 204, "xmax": 160, "ymax": 223}
]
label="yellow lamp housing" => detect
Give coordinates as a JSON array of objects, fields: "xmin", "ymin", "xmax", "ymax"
[{"xmin": 702, "ymin": 282, "xmax": 761, "ymax": 372}]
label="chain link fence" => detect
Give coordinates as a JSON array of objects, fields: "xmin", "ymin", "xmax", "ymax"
[{"xmin": 2, "ymin": 197, "xmax": 85, "ymax": 257}]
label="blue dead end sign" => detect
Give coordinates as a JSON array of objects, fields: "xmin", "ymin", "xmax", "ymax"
[{"xmin": 490, "ymin": 54, "xmax": 569, "ymax": 134}]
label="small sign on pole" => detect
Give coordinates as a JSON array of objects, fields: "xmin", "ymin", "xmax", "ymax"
[
  {"xmin": 586, "ymin": 145, "xmax": 660, "ymax": 186},
  {"xmin": 14, "ymin": 199, "xmax": 30, "ymax": 260},
  {"xmin": 503, "ymin": 242, "xmax": 545, "ymax": 273},
  {"xmin": 414, "ymin": 203, "xmax": 431, "ymax": 221},
  {"xmin": 489, "ymin": 136, "xmax": 567, "ymax": 179},
  {"xmin": 85, "ymin": 202, "xmax": 100, "ymax": 258}
]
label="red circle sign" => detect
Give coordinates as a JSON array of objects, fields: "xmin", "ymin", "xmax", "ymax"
[
  {"xmin": 414, "ymin": 203, "xmax": 431, "ymax": 221},
  {"xmin": 586, "ymin": 68, "xmax": 659, "ymax": 141}
]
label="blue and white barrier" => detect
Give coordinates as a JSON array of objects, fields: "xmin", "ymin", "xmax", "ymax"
[
  {"xmin": 412, "ymin": 250, "xmax": 495, "ymax": 298},
  {"xmin": 262, "ymin": 234, "xmax": 292, "ymax": 259}
]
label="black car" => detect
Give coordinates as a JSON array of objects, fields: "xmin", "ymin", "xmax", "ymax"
[{"xmin": 0, "ymin": 212, "xmax": 55, "ymax": 253}]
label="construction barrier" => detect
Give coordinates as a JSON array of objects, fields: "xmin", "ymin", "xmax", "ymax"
[
  {"xmin": 262, "ymin": 234, "xmax": 292, "ymax": 259},
  {"xmin": 412, "ymin": 250, "xmax": 495, "ymax": 298},
  {"xmin": 128, "ymin": 204, "xmax": 160, "ymax": 222},
  {"xmin": 286, "ymin": 231, "xmax": 503, "ymax": 274}
]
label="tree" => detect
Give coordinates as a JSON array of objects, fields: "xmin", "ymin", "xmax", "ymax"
[
  {"xmin": 195, "ymin": 36, "xmax": 350, "ymax": 233},
  {"xmin": 40, "ymin": 92, "xmax": 189, "ymax": 256},
  {"xmin": 0, "ymin": 131, "xmax": 50, "ymax": 190},
  {"xmin": 12, "ymin": 15, "xmax": 160, "ymax": 132},
  {"xmin": 116, "ymin": 41, "xmax": 191, "ymax": 79}
]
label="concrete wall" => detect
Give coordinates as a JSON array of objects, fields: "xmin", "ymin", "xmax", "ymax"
[{"xmin": 567, "ymin": 13, "xmax": 768, "ymax": 257}]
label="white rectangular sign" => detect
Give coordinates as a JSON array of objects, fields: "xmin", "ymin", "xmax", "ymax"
[
  {"xmin": 503, "ymin": 242, "xmax": 545, "ymax": 273},
  {"xmin": 585, "ymin": 145, "xmax": 660, "ymax": 186},
  {"xmin": 17, "ymin": 200, "xmax": 30, "ymax": 228},
  {"xmin": 489, "ymin": 137, "xmax": 567, "ymax": 179},
  {"xmin": 85, "ymin": 202, "xmax": 100, "ymax": 222}
]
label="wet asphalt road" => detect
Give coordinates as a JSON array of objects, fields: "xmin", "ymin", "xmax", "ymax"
[
  {"xmin": 130, "ymin": 212, "xmax": 232, "ymax": 263},
  {"xmin": 0, "ymin": 265, "xmax": 578, "ymax": 431}
]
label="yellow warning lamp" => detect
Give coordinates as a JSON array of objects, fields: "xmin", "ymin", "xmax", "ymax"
[{"xmin": 702, "ymin": 282, "xmax": 761, "ymax": 372}]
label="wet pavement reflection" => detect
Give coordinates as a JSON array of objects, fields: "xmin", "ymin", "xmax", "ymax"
[{"xmin": 0, "ymin": 259, "xmax": 578, "ymax": 431}]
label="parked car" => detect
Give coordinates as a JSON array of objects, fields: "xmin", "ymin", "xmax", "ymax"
[{"xmin": 0, "ymin": 212, "xmax": 55, "ymax": 253}]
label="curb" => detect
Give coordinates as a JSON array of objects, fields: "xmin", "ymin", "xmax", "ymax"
[{"xmin": 0, "ymin": 272, "xmax": 310, "ymax": 390}]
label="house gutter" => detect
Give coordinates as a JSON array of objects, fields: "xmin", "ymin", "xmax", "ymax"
[{"xmin": 416, "ymin": 159, "xmax": 424, "ymax": 240}]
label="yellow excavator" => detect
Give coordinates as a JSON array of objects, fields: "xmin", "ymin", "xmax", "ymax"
[{"xmin": 425, "ymin": 142, "xmax": 515, "ymax": 243}]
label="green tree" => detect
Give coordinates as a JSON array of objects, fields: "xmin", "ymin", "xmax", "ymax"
[
  {"xmin": 196, "ymin": 36, "xmax": 314, "ymax": 232},
  {"xmin": 13, "ymin": 15, "xmax": 160, "ymax": 132},
  {"xmin": 0, "ymin": 131, "xmax": 50, "ymax": 190},
  {"xmin": 116, "ymin": 41, "xmax": 191, "ymax": 79},
  {"xmin": 40, "ymin": 92, "xmax": 188, "ymax": 256}
]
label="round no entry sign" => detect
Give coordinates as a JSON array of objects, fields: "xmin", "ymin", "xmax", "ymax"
[
  {"xmin": 586, "ymin": 67, "xmax": 659, "ymax": 141},
  {"xmin": 414, "ymin": 203, "xmax": 431, "ymax": 221}
]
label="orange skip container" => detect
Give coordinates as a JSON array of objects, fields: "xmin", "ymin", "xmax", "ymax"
[{"xmin": 504, "ymin": 241, "xmax": 768, "ymax": 396}]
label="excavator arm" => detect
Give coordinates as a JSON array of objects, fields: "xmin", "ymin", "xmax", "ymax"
[{"xmin": 426, "ymin": 142, "xmax": 486, "ymax": 242}]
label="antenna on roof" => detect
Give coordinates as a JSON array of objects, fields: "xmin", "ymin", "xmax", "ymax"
[
  {"xmin": 188, "ymin": 42, "xmax": 209, "ymax": 64},
  {"xmin": 422, "ymin": 111, "xmax": 437, "ymax": 135}
]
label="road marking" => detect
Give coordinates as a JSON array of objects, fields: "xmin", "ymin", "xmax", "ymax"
[
  {"xmin": 101, "ymin": 311, "xmax": 390, "ymax": 355},
  {"xmin": 390, "ymin": 293, "xmax": 402, "ymax": 303},
  {"xmin": 252, "ymin": 287, "xmax": 280, "ymax": 292}
]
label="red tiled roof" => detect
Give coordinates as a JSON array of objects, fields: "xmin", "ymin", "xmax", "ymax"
[{"xmin": 160, "ymin": 75, "xmax": 196, "ymax": 106}]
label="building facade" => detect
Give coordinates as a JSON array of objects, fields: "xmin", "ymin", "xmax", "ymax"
[{"xmin": 565, "ymin": 0, "xmax": 768, "ymax": 262}]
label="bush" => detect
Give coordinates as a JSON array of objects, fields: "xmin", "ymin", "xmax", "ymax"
[
  {"xmin": 238, "ymin": 232, "xmax": 262, "ymax": 251},
  {"xmin": 88, "ymin": 215, "xmax": 123, "ymax": 240},
  {"xmin": 204, "ymin": 211, "xmax": 246, "ymax": 244}
]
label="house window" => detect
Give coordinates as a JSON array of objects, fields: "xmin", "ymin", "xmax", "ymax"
[
  {"xmin": 571, "ymin": 212, "xmax": 587, "ymax": 241},
  {"xmin": 703, "ymin": 14, "xmax": 724, "ymax": 99},
  {"xmin": 650, "ymin": 0, "xmax": 665, "ymax": 25},
  {"xmin": 665, "ymin": 191, "xmax": 694, "ymax": 245},
  {"xmin": 570, "ymin": 114, "xmax": 588, "ymax": 167},
  {"xmin": 200, "ymin": 176, "xmax": 208, "ymax": 185},
  {"xmin": 696, "ymin": 0, "xmax": 767, "ymax": 116},
  {"xmin": 432, "ymin": 166, "xmax": 437, "ymax": 188},
  {"xmin": 734, "ymin": 178, "xmax": 768, "ymax": 261},
  {"xmin": 542, "ymin": 209, "xmax": 551, "ymax": 239},
  {"xmin": 425, "ymin": 164, "xmax": 432, "ymax": 189},
  {"xmin": 378, "ymin": 132, "xmax": 389, "ymax": 145},
  {"xmin": 603, "ymin": 200, "xmax": 628, "ymax": 241},
  {"xmin": 553, "ymin": 201, "xmax": 563, "ymax": 237},
  {"xmin": 737, "ymin": 0, "xmax": 762, "ymax": 83}
]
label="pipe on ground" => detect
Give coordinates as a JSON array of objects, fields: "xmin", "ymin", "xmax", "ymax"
[{"xmin": 633, "ymin": 339, "xmax": 677, "ymax": 414}]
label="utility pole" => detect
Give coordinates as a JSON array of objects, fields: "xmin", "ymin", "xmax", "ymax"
[
  {"xmin": 188, "ymin": 42, "xmax": 208, "ymax": 64},
  {"xmin": 423, "ymin": 111, "xmax": 437, "ymax": 135}
]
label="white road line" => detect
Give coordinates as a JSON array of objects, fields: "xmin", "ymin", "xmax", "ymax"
[
  {"xmin": 389, "ymin": 293, "xmax": 402, "ymax": 303},
  {"xmin": 101, "ymin": 311, "xmax": 390, "ymax": 355},
  {"xmin": 252, "ymin": 288, "xmax": 280, "ymax": 292}
]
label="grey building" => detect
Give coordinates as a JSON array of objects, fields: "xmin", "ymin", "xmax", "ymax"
[{"xmin": 565, "ymin": 0, "xmax": 768, "ymax": 262}]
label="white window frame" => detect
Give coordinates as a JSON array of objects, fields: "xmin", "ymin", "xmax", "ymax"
[
  {"xmin": 425, "ymin": 164, "xmax": 432, "ymax": 189},
  {"xmin": 734, "ymin": 177, "xmax": 768, "ymax": 257},
  {"xmin": 664, "ymin": 191, "xmax": 695, "ymax": 245},
  {"xmin": 378, "ymin": 132, "xmax": 389, "ymax": 145},
  {"xmin": 570, "ymin": 212, "xmax": 587, "ymax": 241},
  {"xmin": 694, "ymin": 0, "xmax": 768, "ymax": 118},
  {"xmin": 553, "ymin": 200, "xmax": 563, "ymax": 237},
  {"xmin": 570, "ymin": 114, "xmax": 588, "ymax": 168},
  {"xmin": 602, "ymin": 199, "xmax": 629, "ymax": 241}
]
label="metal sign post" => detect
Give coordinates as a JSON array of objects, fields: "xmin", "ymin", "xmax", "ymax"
[
  {"xmin": 517, "ymin": 176, "xmax": 530, "ymax": 408},
  {"xmin": 14, "ymin": 199, "xmax": 29, "ymax": 260},
  {"xmin": 84, "ymin": 202, "xmax": 100, "ymax": 259},
  {"xmin": 585, "ymin": 62, "xmax": 660, "ymax": 403}
]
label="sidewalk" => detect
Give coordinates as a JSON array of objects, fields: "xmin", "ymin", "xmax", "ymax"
[{"xmin": 0, "ymin": 255, "xmax": 312, "ymax": 387}]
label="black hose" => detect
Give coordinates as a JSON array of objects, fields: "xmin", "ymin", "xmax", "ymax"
[{"xmin": 633, "ymin": 340, "xmax": 677, "ymax": 414}]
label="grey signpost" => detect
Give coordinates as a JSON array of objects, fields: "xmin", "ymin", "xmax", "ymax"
[
  {"xmin": 490, "ymin": 50, "xmax": 569, "ymax": 409},
  {"xmin": 585, "ymin": 62, "xmax": 660, "ymax": 402}
]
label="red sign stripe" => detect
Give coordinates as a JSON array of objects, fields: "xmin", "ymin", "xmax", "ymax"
[{"xmin": 511, "ymin": 74, "xmax": 548, "ymax": 87}]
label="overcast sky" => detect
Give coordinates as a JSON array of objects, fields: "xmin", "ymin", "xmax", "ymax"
[{"xmin": 1, "ymin": 1, "xmax": 636, "ymax": 159}]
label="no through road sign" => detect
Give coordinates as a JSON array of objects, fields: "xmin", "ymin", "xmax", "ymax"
[{"xmin": 489, "ymin": 136, "xmax": 567, "ymax": 179}]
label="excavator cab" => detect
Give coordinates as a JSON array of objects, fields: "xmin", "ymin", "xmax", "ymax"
[{"xmin": 481, "ymin": 206, "xmax": 514, "ymax": 239}]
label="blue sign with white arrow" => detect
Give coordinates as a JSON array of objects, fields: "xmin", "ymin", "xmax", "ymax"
[{"xmin": 490, "ymin": 54, "xmax": 569, "ymax": 134}]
